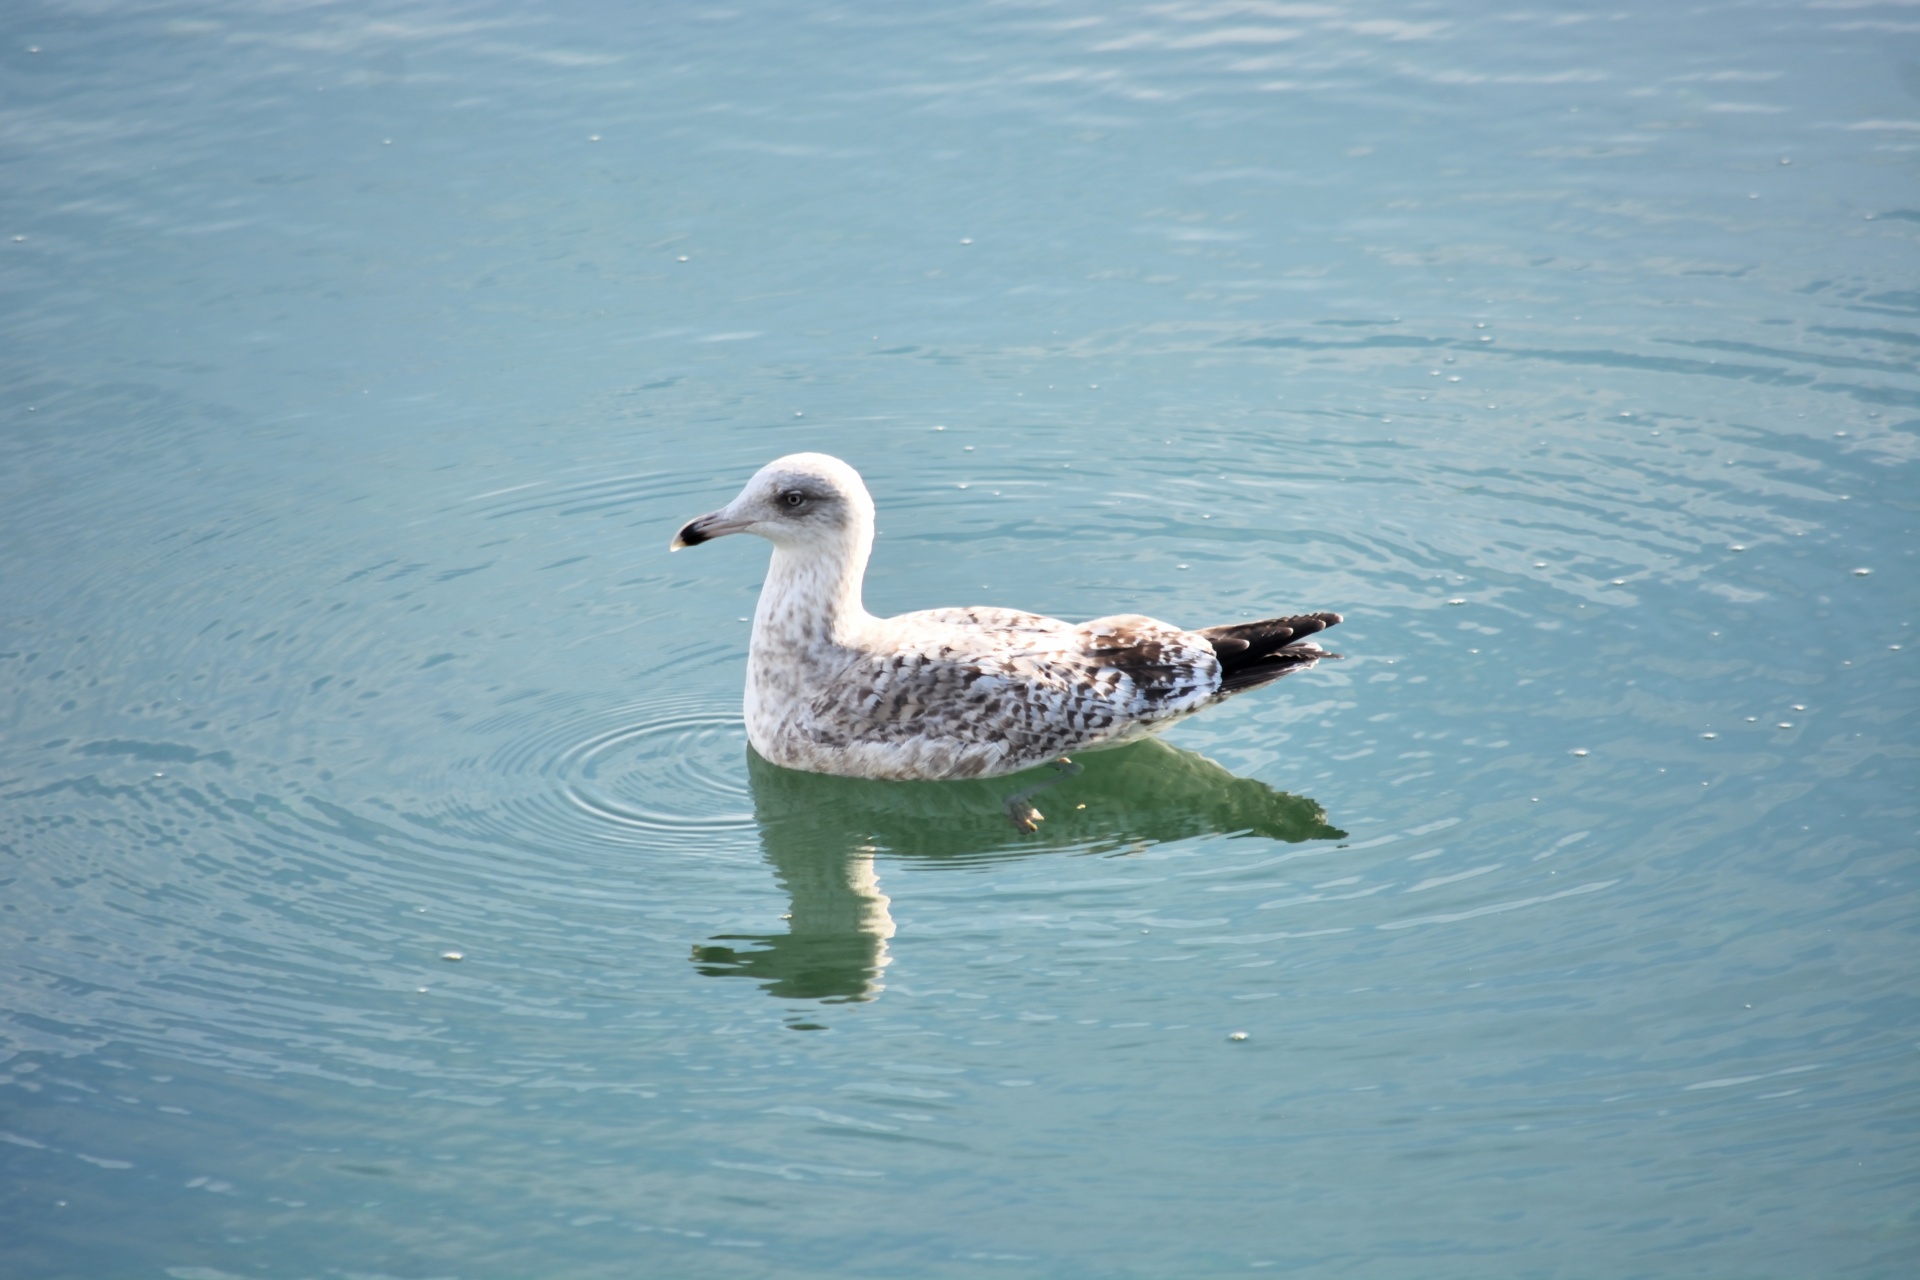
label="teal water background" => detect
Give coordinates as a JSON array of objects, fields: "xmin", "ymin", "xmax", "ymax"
[{"xmin": 3, "ymin": 1, "xmax": 1917, "ymax": 1276}]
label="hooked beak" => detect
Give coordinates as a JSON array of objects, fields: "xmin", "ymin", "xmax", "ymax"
[{"xmin": 669, "ymin": 509, "xmax": 754, "ymax": 551}]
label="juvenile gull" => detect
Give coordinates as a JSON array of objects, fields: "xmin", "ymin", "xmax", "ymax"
[{"xmin": 671, "ymin": 453, "xmax": 1341, "ymax": 784}]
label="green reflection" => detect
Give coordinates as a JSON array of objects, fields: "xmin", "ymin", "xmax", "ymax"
[{"xmin": 691, "ymin": 741, "xmax": 1344, "ymax": 1009}]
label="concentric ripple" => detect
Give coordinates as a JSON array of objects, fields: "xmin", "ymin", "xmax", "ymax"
[
  {"xmin": 449, "ymin": 691, "xmax": 761, "ymax": 860},
  {"xmin": 558, "ymin": 706, "xmax": 756, "ymax": 838}
]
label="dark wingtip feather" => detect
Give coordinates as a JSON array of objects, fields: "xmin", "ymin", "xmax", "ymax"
[{"xmin": 1199, "ymin": 612, "xmax": 1344, "ymax": 695}]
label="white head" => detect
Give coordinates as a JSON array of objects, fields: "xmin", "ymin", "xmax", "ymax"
[{"xmin": 670, "ymin": 452, "xmax": 875, "ymax": 559}]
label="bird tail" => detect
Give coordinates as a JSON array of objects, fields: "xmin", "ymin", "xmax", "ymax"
[{"xmin": 1198, "ymin": 612, "xmax": 1343, "ymax": 695}]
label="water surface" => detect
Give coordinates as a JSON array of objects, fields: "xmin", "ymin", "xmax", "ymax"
[{"xmin": 3, "ymin": 1, "xmax": 1916, "ymax": 1276}]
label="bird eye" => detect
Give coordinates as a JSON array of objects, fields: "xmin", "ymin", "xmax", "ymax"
[{"xmin": 781, "ymin": 490, "xmax": 806, "ymax": 509}]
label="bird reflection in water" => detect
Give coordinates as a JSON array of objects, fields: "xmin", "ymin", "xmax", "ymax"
[{"xmin": 691, "ymin": 740, "xmax": 1344, "ymax": 1019}]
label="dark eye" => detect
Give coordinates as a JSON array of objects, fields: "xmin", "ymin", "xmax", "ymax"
[{"xmin": 780, "ymin": 490, "xmax": 807, "ymax": 509}]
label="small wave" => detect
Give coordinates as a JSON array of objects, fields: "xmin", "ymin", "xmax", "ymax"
[{"xmin": 558, "ymin": 706, "xmax": 756, "ymax": 838}]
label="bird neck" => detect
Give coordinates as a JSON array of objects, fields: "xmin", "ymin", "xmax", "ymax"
[{"xmin": 752, "ymin": 536, "xmax": 874, "ymax": 657}]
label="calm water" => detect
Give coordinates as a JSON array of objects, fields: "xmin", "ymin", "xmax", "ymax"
[{"xmin": 3, "ymin": 1, "xmax": 1917, "ymax": 1276}]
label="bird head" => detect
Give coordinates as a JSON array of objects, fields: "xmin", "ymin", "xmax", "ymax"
[{"xmin": 670, "ymin": 452, "xmax": 875, "ymax": 556}]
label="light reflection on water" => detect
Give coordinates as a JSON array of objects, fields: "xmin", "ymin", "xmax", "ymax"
[{"xmin": 2, "ymin": 0, "xmax": 1916, "ymax": 1276}]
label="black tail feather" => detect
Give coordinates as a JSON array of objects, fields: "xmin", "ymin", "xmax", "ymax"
[{"xmin": 1199, "ymin": 611, "xmax": 1343, "ymax": 694}]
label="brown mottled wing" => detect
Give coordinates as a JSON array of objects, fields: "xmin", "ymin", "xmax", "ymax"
[
  {"xmin": 801, "ymin": 611, "xmax": 1220, "ymax": 770},
  {"xmin": 905, "ymin": 605, "xmax": 1060, "ymax": 633},
  {"xmin": 1069, "ymin": 614, "xmax": 1221, "ymax": 715}
]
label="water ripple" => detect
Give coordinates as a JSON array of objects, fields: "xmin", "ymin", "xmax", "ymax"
[{"xmin": 558, "ymin": 708, "xmax": 755, "ymax": 837}]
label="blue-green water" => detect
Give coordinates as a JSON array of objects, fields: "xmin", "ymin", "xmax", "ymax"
[{"xmin": 3, "ymin": 1, "xmax": 1916, "ymax": 1276}]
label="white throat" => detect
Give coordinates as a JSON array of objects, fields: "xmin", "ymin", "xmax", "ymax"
[
  {"xmin": 752, "ymin": 536, "xmax": 873, "ymax": 650},
  {"xmin": 743, "ymin": 525, "xmax": 876, "ymax": 758}
]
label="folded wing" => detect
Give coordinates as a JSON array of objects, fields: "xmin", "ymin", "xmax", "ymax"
[{"xmin": 1198, "ymin": 611, "xmax": 1344, "ymax": 695}]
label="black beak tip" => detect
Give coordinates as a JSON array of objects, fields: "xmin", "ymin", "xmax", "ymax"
[{"xmin": 672, "ymin": 520, "xmax": 709, "ymax": 549}]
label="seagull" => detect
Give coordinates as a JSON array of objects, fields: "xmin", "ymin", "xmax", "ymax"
[{"xmin": 671, "ymin": 452, "xmax": 1341, "ymax": 789}]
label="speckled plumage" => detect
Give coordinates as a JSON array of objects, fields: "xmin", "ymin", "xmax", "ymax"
[{"xmin": 671, "ymin": 453, "xmax": 1341, "ymax": 781}]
